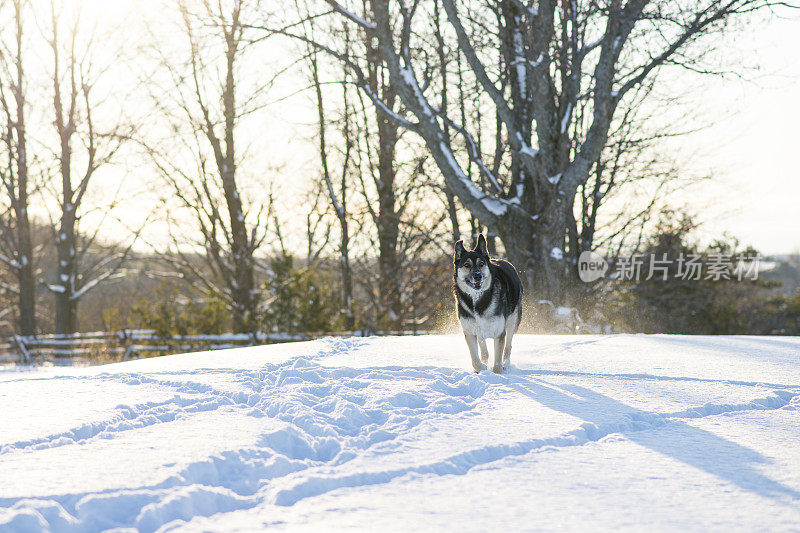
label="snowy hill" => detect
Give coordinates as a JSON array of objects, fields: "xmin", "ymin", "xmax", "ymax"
[{"xmin": 1, "ymin": 334, "xmax": 799, "ymax": 532}]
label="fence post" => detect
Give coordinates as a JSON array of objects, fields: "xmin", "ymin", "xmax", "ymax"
[
  {"xmin": 13, "ymin": 335, "xmax": 31, "ymax": 365},
  {"xmin": 119, "ymin": 329, "xmax": 134, "ymax": 361}
]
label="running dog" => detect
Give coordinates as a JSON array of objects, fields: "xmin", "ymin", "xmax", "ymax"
[{"xmin": 453, "ymin": 234, "xmax": 523, "ymax": 373}]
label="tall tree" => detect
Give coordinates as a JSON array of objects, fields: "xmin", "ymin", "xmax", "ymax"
[
  {"xmin": 44, "ymin": 2, "xmax": 128, "ymax": 334},
  {"xmin": 143, "ymin": 0, "xmax": 271, "ymax": 334},
  {"xmin": 291, "ymin": 0, "xmax": 779, "ymax": 304},
  {"xmin": 0, "ymin": 0, "xmax": 36, "ymax": 335},
  {"xmin": 309, "ymin": 47, "xmax": 356, "ymax": 329},
  {"xmin": 364, "ymin": 30, "xmax": 403, "ymax": 328}
]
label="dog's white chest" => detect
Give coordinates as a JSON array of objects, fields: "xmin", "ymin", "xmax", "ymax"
[
  {"xmin": 459, "ymin": 300, "xmax": 506, "ymax": 339},
  {"xmin": 462, "ymin": 314, "xmax": 506, "ymax": 339}
]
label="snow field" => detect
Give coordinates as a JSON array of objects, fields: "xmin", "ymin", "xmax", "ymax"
[{"xmin": 1, "ymin": 334, "xmax": 799, "ymax": 531}]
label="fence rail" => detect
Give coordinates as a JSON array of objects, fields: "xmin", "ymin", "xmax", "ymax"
[
  {"xmin": 0, "ymin": 329, "xmax": 434, "ymax": 365},
  {"xmin": 0, "ymin": 302, "xmax": 604, "ymax": 365}
]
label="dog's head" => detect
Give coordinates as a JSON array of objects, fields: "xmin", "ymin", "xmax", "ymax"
[{"xmin": 454, "ymin": 234, "xmax": 491, "ymax": 292}]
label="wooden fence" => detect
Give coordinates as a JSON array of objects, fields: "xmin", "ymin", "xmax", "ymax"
[
  {"xmin": 0, "ymin": 329, "xmax": 433, "ymax": 365},
  {"xmin": 0, "ymin": 303, "xmax": 603, "ymax": 365}
]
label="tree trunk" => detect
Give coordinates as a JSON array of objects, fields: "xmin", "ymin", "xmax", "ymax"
[
  {"xmin": 7, "ymin": 0, "xmax": 36, "ymax": 336},
  {"xmin": 222, "ymin": 151, "xmax": 255, "ymax": 334},
  {"xmin": 16, "ymin": 249, "xmax": 36, "ymax": 336},
  {"xmin": 221, "ymin": 155, "xmax": 254, "ymax": 333},
  {"xmin": 495, "ymin": 199, "xmax": 568, "ymax": 305},
  {"xmin": 340, "ymin": 220, "xmax": 354, "ymax": 330},
  {"xmin": 376, "ymin": 138, "xmax": 400, "ymax": 329},
  {"xmin": 13, "ymin": 68, "xmax": 35, "ymax": 336},
  {"xmin": 310, "ymin": 46, "xmax": 355, "ymax": 331},
  {"xmin": 339, "ymin": 137, "xmax": 354, "ymax": 330},
  {"xmin": 15, "ymin": 196, "xmax": 36, "ymax": 336},
  {"xmin": 54, "ymin": 126, "xmax": 78, "ymax": 334},
  {"xmin": 445, "ymin": 188, "xmax": 460, "ymax": 242},
  {"xmin": 375, "ymin": 114, "xmax": 400, "ymax": 329},
  {"xmin": 55, "ymin": 212, "xmax": 78, "ymax": 334},
  {"xmin": 366, "ymin": 37, "xmax": 401, "ymax": 329},
  {"xmin": 222, "ymin": 18, "xmax": 255, "ymax": 335},
  {"xmin": 54, "ymin": 292, "xmax": 78, "ymax": 334}
]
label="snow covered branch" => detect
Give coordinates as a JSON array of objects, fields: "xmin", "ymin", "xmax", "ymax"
[{"xmin": 323, "ymin": 0, "xmax": 375, "ymax": 32}]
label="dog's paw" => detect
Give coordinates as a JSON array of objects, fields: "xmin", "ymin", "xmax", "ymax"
[
  {"xmin": 472, "ymin": 362, "xmax": 487, "ymax": 373},
  {"xmin": 491, "ymin": 363, "xmax": 504, "ymax": 374},
  {"xmin": 502, "ymin": 359, "xmax": 511, "ymax": 371}
]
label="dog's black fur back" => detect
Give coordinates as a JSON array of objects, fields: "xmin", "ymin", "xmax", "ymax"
[{"xmin": 490, "ymin": 258, "xmax": 523, "ymax": 319}]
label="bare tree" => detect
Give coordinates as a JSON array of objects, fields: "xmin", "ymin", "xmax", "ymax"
[
  {"xmin": 562, "ymin": 81, "xmax": 704, "ymax": 310},
  {"xmin": 283, "ymin": 0, "xmax": 781, "ymax": 304},
  {"xmin": 43, "ymin": 3, "xmax": 129, "ymax": 334},
  {"xmin": 572, "ymin": 85, "xmax": 695, "ymax": 260},
  {"xmin": 331, "ymin": 16, "xmax": 405, "ymax": 329},
  {"xmin": 264, "ymin": 2, "xmax": 459, "ymax": 329},
  {"xmin": 309, "ymin": 47, "xmax": 356, "ymax": 329},
  {"xmin": 142, "ymin": 0, "xmax": 273, "ymax": 334},
  {"xmin": 0, "ymin": 0, "xmax": 36, "ymax": 335}
]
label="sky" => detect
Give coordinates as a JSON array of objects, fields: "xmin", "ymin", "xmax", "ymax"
[
  {"xmin": 17, "ymin": 0, "xmax": 800, "ymax": 256},
  {"xmin": 679, "ymin": 13, "xmax": 800, "ymax": 255}
]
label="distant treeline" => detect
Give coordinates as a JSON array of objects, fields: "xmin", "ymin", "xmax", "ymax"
[{"xmin": 2, "ymin": 214, "xmax": 798, "ymax": 339}]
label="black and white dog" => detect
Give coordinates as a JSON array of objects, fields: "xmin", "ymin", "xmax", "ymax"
[{"xmin": 454, "ymin": 234, "xmax": 523, "ymax": 373}]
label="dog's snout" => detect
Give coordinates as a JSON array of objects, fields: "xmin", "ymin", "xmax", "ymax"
[{"xmin": 472, "ymin": 271, "xmax": 482, "ymax": 280}]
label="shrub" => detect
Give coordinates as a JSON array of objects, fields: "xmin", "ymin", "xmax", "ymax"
[
  {"xmin": 131, "ymin": 283, "xmax": 228, "ymax": 337},
  {"xmin": 260, "ymin": 253, "xmax": 341, "ymax": 334}
]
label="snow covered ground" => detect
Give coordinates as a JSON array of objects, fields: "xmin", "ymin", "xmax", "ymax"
[{"xmin": 1, "ymin": 334, "xmax": 799, "ymax": 532}]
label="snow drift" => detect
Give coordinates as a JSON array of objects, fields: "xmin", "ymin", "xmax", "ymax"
[{"xmin": 1, "ymin": 334, "xmax": 799, "ymax": 531}]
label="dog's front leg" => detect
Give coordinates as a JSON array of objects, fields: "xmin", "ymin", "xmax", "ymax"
[
  {"xmin": 502, "ymin": 316, "xmax": 517, "ymax": 371},
  {"xmin": 502, "ymin": 342, "xmax": 513, "ymax": 371},
  {"xmin": 478, "ymin": 337, "xmax": 489, "ymax": 364},
  {"xmin": 464, "ymin": 334, "xmax": 486, "ymax": 372},
  {"xmin": 493, "ymin": 333, "xmax": 506, "ymax": 373}
]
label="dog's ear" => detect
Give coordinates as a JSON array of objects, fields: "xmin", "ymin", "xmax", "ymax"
[
  {"xmin": 454, "ymin": 240, "xmax": 465, "ymax": 262},
  {"xmin": 475, "ymin": 234, "xmax": 488, "ymax": 256}
]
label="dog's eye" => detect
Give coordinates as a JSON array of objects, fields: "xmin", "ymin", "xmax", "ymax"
[
  {"xmin": 477, "ymin": 260, "xmax": 484, "ymax": 268},
  {"xmin": 464, "ymin": 261, "xmax": 471, "ymax": 268}
]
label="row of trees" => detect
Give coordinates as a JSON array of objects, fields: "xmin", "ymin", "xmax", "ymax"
[
  {"xmin": 0, "ymin": 0, "xmax": 787, "ymax": 337},
  {"xmin": 295, "ymin": 0, "xmax": 779, "ymax": 302},
  {"xmin": 603, "ymin": 210, "xmax": 800, "ymax": 334},
  {"xmin": 1, "ymin": 0, "xmax": 131, "ymax": 335}
]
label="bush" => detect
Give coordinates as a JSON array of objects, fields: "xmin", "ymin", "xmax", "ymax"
[
  {"xmin": 131, "ymin": 283, "xmax": 228, "ymax": 337},
  {"xmin": 600, "ymin": 211, "xmax": 798, "ymax": 334},
  {"xmin": 260, "ymin": 253, "xmax": 341, "ymax": 334}
]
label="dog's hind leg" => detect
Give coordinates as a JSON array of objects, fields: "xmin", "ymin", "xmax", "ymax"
[
  {"xmin": 464, "ymin": 334, "xmax": 486, "ymax": 372},
  {"xmin": 502, "ymin": 333, "xmax": 513, "ymax": 371},
  {"xmin": 502, "ymin": 311, "xmax": 519, "ymax": 371},
  {"xmin": 478, "ymin": 337, "xmax": 489, "ymax": 364},
  {"xmin": 493, "ymin": 333, "xmax": 506, "ymax": 373}
]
